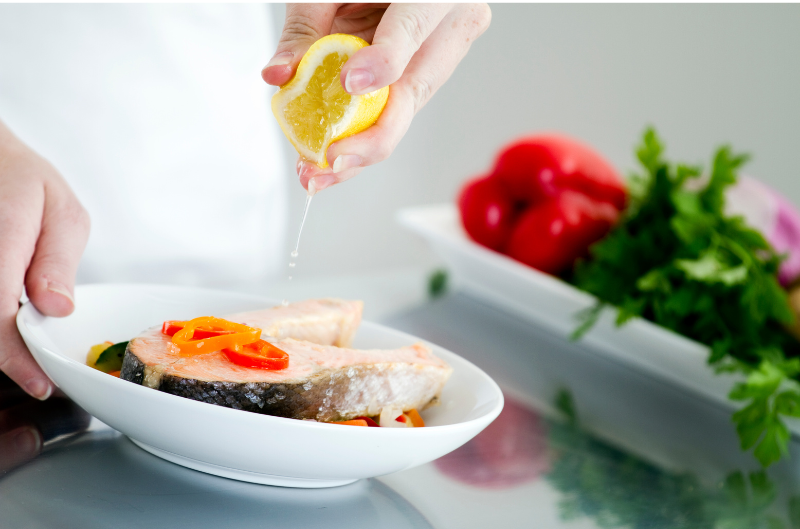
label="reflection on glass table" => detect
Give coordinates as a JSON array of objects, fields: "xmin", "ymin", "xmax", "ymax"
[
  {"xmin": 0, "ymin": 431, "xmax": 430, "ymax": 528},
  {"xmin": 2, "ymin": 385, "xmax": 797, "ymax": 529},
  {"xmin": 382, "ymin": 292, "xmax": 800, "ymax": 529},
  {"xmin": 441, "ymin": 394, "xmax": 796, "ymax": 529},
  {"xmin": 0, "ymin": 373, "xmax": 91, "ymax": 474}
]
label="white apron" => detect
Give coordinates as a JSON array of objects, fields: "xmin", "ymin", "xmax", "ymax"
[{"xmin": 0, "ymin": 4, "xmax": 287, "ymax": 285}]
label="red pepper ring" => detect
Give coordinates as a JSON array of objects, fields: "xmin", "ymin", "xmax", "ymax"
[
  {"xmin": 353, "ymin": 416, "xmax": 380, "ymax": 427},
  {"xmin": 162, "ymin": 321, "xmax": 185, "ymax": 336},
  {"xmin": 171, "ymin": 317, "xmax": 261, "ymax": 357},
  {"xmin": 223, "ymin": 340, "xmax": 289, "ymax": 370},
  {"xmin": 192, "ymin": 328, "xmax": 236, "ymax": 339}
]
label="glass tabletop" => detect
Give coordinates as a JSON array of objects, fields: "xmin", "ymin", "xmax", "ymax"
[{"xmin": 2, "ymin": 291, "xmax": 799, "ymax": 528}]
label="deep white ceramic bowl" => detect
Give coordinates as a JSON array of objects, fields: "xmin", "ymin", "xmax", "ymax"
[{"xmin": 16, "ymin": 284, "xmax": 503, "ymax": 488}]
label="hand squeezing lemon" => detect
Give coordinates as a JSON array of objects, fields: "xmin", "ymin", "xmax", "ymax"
[{"xmin": 271, "ymin": 34, "xmax": 389, "ymax": 169}]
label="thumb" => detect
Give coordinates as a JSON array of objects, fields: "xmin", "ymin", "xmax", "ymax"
[
  {"xmin": 24, "ymin": 183, "xmax": 90, "ymax": 318},
  {"xmin": 262, "ymin": 3, "xmax": 339, "ymax": 86}
]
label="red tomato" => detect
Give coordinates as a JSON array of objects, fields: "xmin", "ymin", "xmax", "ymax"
[
  {"xmin": 506, "ymin": 191, "xmax": 619, "ymax": 275},
  {"xmin": 493, "ymin": 135, "xmax": 627, "ymax": 210},
  {"xmin": 457, "ymin": 175, "xmax": 518, "ymax": 251}
]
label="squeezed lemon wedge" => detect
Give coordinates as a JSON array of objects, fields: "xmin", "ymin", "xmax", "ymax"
[{"xmin": 271, "ymin": 34, "xmax": 389, "ymax": 168}]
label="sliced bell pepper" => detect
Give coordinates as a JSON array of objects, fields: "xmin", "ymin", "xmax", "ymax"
[
  {"xmin": 331, "ymin": 419, "xmax": 369, "ymax": 427},
  {"xmin": 171, "ymin": 317, "xmax": 261, "ymax": 356},
  {"xmin": 223, "ymin": 339, "xmax": 289, "ymax": 370},
  {"xmin": 353, "ymin": 416, "xmax": 380, "ymax": 427},
  {"xmin": 86, "ymin": 341, "xmax": 113, "ymax": 369},
  {"xmin": 162, "ymin": 321, "xmax": 185, "ymax": 337},
  {"xmin": 406, "ymin": 409, "xmax": 426, "ymax": 428},
  {"xmin": 163, "ymin": 320, "xmax": 237, "ymax": 339}
]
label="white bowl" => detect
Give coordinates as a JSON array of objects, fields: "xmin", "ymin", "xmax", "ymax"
[{"xmin": 16, "ymin": 284, "xmax": 503, "ymax": 488}]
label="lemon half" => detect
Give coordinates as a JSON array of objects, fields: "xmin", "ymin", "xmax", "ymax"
[{"xmin": 271, "ymin": 34, "xmax": 389, "ymax": 168}]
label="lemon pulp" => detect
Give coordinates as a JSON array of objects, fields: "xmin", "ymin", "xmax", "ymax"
[{"xmin": 284, "ymin": 52, "xmax": 351, "ymax": 154}]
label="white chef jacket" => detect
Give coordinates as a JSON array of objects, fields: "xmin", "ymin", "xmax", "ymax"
[{"xmin": 0, "ymin": 4, "xmax": 288, "ymax": 286}]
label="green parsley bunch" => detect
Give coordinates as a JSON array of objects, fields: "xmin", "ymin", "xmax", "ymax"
[{"xmin": 572, "ymin": 128, "xmax": 800, "ymax": 466}]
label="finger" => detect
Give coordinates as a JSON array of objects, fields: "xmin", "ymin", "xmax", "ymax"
[
  {"xmin": 324, "ymin": 4, "xmax": 492, "ymax": 172},
  {"xmin": 330, "ymin": 83, "xmax": 414, "ymax": 170},
  {"xmin": 329, "ymin": 4, "xmax": 388, "ymax": 42},
  {"xmin": 0, "ymin": 174, "xmax": 52, "ymax": 400},
  {"xmin": 0, "ymin": 315, "xmax": 50, "ymax": 400},
  {"xmin": 340, "ymin": 3, "xmax": 453, "ymax": 95},
  {"xmin": 386, "ymin": 2, "xmax": 492, "ymax": 116},
  {"xmin": 0, "ymin": 426, "xmax": 42, "ymax": 472},
  {"xmin": 262, "ymin": 3, "xmax": 340, "ymax": 86},
  {"xmin": 25, "ymin": 179, "xmax": 90, "ymax": 318},
  {"xmin": 297, "ymin": 159, "xmax": 325, "ymax": 192},
  {"xmin": 298, "ymin": 158, "xmax": 365, "ymax": 195}
]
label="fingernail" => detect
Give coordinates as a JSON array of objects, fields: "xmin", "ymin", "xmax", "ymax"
[
  {"xmin": 26, "ymin": 378, "xmax": 52, "ymax": 401},
  {"xmin": 310, "ymin": 174, "xmax": 336, "ymax": 194},
  {"xmin": 332, "ymin": 154, "xmax": 362, "ymax": 174},
  {"xmin": 344, "ymin": 69, "xmax": 375, "ymax": 94},
  {"xmin": 307, "ymin": 178, "xmax": 317, "ymax": 197},
  {"xmin": 14, "ymin": 427, "xmax": 42, "ymax": 456},
  {"xmin": 264, "ymin": 51, "xmax": 293, "ymax": 69},
  {"xmin": 46, "ymin": 281, "xmax": 74, "ymax": 307}
]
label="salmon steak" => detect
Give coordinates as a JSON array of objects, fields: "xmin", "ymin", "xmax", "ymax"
[{"xmin": 119, "ymin": 299, "xmax": 453, "ymax": 422}]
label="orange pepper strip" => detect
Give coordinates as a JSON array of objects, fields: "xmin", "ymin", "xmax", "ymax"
[
  {"xmin": 331, "ymin": 419, "xmax": 369, "ymax": 427},
  {"xmin": 108, "ymin": 371, "xmax": 121, "ymax": 378},
  {"xmin": 172, "ymin": 317, "xmax": 261, "ymax": 356},
  {"xmin": 163, "ymin": 321, "xmax": 237, "ymax": 339},
  {"xmin": 406, "ymin": 409, "xmax": 425, "ymax": 428}
]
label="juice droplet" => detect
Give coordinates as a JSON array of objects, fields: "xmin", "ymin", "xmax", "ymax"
[
  {"xmin": 289, "ymin": 262, "xmax": 296, "ymax": 268},
  {"xmin": 281, "ymin": 299, "xmax": 289, "ymax": 307},
  {"xmin": 290, "ymin": 250, "xmax": 298, "ymax": 259},
  {"xmin": 288, "ymin": 275, "xmax": 293, "ymax": 281}
]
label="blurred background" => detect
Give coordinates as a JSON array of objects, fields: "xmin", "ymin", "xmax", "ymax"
[{"xmin": 272, "ymin": 3, "xmax": 800, "ymax": 284}]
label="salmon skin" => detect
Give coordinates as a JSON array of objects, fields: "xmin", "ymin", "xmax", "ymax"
[{"xmin": 119, "ymin": 299, "xmax": 452, "ymax": 422}]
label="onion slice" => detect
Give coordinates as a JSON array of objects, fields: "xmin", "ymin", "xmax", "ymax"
[{"xmin": 379, "ymin": 407, "xmax": 408, "ymax": 428}]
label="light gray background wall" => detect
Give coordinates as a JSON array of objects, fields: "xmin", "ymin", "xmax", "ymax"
[{"xmin": 271, "ymin": 4, "xmax": 800, "ymax": 278}]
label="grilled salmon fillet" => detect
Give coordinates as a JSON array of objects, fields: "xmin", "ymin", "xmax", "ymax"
[{"xmin": 120, "ymin": 299, "xmax": 452, "ymax": 421}]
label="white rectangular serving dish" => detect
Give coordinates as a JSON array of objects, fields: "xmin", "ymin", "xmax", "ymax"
[{"xmin": 398, "ymin": 203, "xmax": 800, "ymax": 437}]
